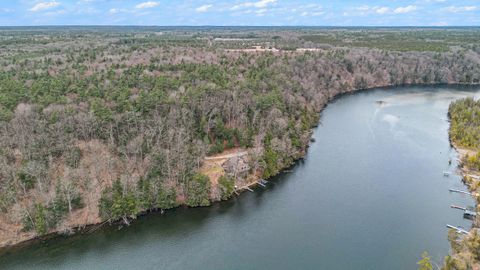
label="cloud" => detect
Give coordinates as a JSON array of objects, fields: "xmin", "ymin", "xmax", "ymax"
[
  {"xmin": 444, "ymin": 6, "xmax": 478, "ymax": 13},
  {"xmin": 297, "ymin": 3, "xmax": 324, "ymax": 16},
  {"xmin": 375, "ymin": 7, "xmax": 390, "ymax": 14},
  {"xmin": 135, "ymin": 1, "xmax": 160, "ymax": 9},
  {"xmin": 109, "ymin": 8, "xmax": 127, "ymax": 14},
  {"xmin": 393, "ymin": 5, "xmax": 417, "ymax": 14},
  {"xmin": 0, "ymin": 8, "xmax": 14, "ymax": 13},
  {"xmin": 350, "ymin": 6, "xmax": 390, "ymax": 15},
  {"xmin": 29, "ymin": 1, "xmax": 60, "ymax": 12},
  {"xmin": 44, "ymin": 9, "xmax": 66, "ymax": 16},
  {"xmin": 231, "ymin": 0, "xmax": 277, "ymax": 10},
  {"xmin": 196, "ymin": 4, "xmax": 212, "ymax": 13},
  {"xmin": 253, "ymin": 0, "xmax": 276, "ymax": 8},
  {"xmin": 356, "ymin": 5, "xmax": 370, "ymax": 12},
  {"xmin": 301, "ymin": 11, "xmax": 325, "ymax": 17},
  {"xmin": 430, "ymin": 21, "xmax": 449, "ymax": 26},
  {"xmin": 255, "ymin": 8, "xmax": 267, "ymax": 15},
  {"xmin": 76, "ymin": 7, "xmax": 99, "ymax": 14},
  {"xmin": 349, "ymin": 5, "xmax": 417, "ymax": 15}
]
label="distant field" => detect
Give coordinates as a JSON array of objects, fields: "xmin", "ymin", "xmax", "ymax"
[
  {"xmin": 300, "ymin": 29, "xmax": 480, "ymax": 52},
  {"xmin": 1, "ymin": 26, "xmax": 479, "ymax": 53}
]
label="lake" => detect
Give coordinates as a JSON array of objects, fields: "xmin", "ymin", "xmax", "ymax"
[{"xmin": 1, "ymin": 85, "xmax": 479, "ymax": 270}]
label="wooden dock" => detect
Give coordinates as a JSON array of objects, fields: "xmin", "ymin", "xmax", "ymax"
[
  {"xmin": 235, "ymin": 181, "xmax": 257, "ymax": 193},
  {"xmin": 451, "ymin": 205, "xmax": 467, "ymax": 211},
  {"xmin": 234, "ymin": 179, "xmax": 271, "ymax": 194}
]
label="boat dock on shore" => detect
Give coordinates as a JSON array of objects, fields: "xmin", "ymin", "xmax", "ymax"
[
  {"xmin": 450, "ymin": 205, "xmax": 477, "ymax": 220},
  {"xmin": 449, "ymin": 189, "xmax": 473, "ymax": 196},
  {"xmin": 447, "ymin": 224, "xmax": 470, "ymax": 234},
  {"xmin": 235, "ymin": 179, "xmax": 270, "ymax": 194}
]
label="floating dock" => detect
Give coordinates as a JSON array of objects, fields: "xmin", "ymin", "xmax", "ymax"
[
  {"xmin": 449, "ymin": 189, "xmax": 472, "ymax": 196},
  {"xmin": 446, "ymin": 224, "xmax": 469, "ymax": 234},
  {"xmin": 451, "ymin": 205, "xmax": 468, "ymax": 211}
]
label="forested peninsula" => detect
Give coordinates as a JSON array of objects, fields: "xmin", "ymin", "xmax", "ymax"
[
  {"xmin": 0, "ymin": 27, "xmax": 480, "ymax": 249},
  {"xmin": 445, "ymin": 98, "xmax": 480, "ymax": 270}
]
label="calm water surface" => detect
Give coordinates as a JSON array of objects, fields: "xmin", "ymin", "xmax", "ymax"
[{"xmin": 1, "ymin": 86, "xmax": 480, "ymax": 270}]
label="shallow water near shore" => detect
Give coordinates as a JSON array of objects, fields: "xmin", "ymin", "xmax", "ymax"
[{"xmin": 1, "ymin": 85, "xmax": 479, "ymax": 270}]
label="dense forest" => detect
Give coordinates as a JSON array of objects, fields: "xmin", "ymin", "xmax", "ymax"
[
  {"xmin": 0, "ymin": 27, "xmax": 480, "ymax": 248},
  {"xmin": 449, "ymin": 98, "xmax": 480, "ymax": 171}
]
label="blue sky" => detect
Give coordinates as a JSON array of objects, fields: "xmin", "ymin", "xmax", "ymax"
[{"xmin": 0, "ymin": 0, "xmax": 479, "ymax": 26}]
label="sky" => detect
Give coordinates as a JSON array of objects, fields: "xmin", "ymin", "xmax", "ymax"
[{"xmin": 0, "ymin": 0, "xmax": 479, "ymax": 26}]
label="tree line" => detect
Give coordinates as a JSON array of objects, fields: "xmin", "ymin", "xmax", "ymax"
[{"xmin": 0, "ymin": 29, "xmax": 479, "ymax": 242}]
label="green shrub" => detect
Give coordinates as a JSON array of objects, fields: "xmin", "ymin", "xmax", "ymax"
[
  {"xmin": 449, "ymin": 98, "xmax": 480, "ymax": 149},
  {"xmin": 147, "ymin": 153, "xmax": 167, "ymax": 180},
  {"xmin": 22, "ymin": 203, "xmax": 49, "ymax": 235},
  {"xmin": 186, "ymin": 173, "xmax": 211, "ymax": 207},
  {"xmin": 137, "ymin": 177, "xmax": 156, "ymax": 209},
  {"xmin": 22, "ymin": 185, "xmax": 83, "ymax": 234},
  {"xmin": 466, "ymin": 153, "xmax": 480, "ymax": 171},
  {"xmin": 90, "ymin": 99, "xmax": 113, "ymax": 122},
  {"xmin": 218, "ymin": 175, "xmax": 235, "ymax": 201},
  {"xmin": 417, "ymin": 252, "xmax": 433, "ymax": 270},
  {"xmin": 157, "ymin": 187, "xmax": 177, "ymax": 209},
  {"xmin": 99, "ymin": 180, "xmax": 140, "ymax": 222},
  {"xmin": 18, "ymin": 172, "xmax": 35, "ymax": 190},
  {"xmin": 262, "ymin": 147, "xmax": 279, "ymax": 178},
  {"xmin": 208, "ymin": 141, "xmax": 224, "ymax": 155},
  {"xmin": 262, "ymin": 133, "xmax": 280, "ymax": 178},
  {"xmin": 34, "ymin": 204, "xmax": 48, "ymax": 235}
]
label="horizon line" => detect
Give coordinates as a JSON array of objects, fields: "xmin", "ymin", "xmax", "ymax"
[{"xmin": 0, "ymin": 25, "xmax": 480, "ymax": 28}]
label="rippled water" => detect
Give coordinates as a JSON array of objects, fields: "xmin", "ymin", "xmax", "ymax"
[{"xmin": 1, "ymin": 86, "xmax": 479, "ymax": 270}]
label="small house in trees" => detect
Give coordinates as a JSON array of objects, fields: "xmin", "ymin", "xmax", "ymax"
[{"xmin": 223, "ymin": 156, "xmax": 250, "ymax": 178}]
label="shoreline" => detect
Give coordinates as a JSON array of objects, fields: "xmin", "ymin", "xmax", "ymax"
[
  {"xmin": 450, "ymin": 142, "xmax": 479, "ymax": 228},
  {"xmin": 1, "ymin": 82, "xmax": 479, "ymax": 252},
  {"xmin": 445, "ymin": 96, "xmax": 480, "ymax": 269}
]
